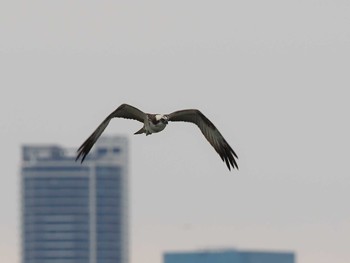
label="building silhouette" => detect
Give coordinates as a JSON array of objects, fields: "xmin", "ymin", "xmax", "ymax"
[
  {"xmin": 21, "ymin": 136, "xmax": 128, "ymax": 263},
  {"xmin": 164, "ymin": 249, "xmax": 295, "ymax": 263}
]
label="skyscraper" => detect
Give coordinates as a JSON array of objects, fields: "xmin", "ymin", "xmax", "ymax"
[
  {"xmin": 164, "ymin": 249, "xmax": 295, "ymax": 263},
  {"xmin": 21, "ymin": 136, "xmax": 128, "ymax": 263}
]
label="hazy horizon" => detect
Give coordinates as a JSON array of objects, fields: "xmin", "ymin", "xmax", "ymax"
[{"xmin": 1, "ymin": 1, "xmax": 350, "ymax": 263}]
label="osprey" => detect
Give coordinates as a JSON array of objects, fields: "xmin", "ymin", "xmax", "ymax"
[{"xmin": 76, "ymin": 104, "xmax": 238, "ymax": 171}]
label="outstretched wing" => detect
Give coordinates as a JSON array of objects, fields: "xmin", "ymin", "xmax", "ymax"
[
  {"xmin": 76, "ymin": 104, "xmax": 146, "ymax": 163},
  {"xmin": 167, "ymin": 109, "xmax": 238, "ymax": 171}
]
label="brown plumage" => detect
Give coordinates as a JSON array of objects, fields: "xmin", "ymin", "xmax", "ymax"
[
  {"xmin": 76, "ymin": 103, "xmax": 238, "ymax": 171},
  {"xmin": 166, "ymin": 109, "xmax": 238, "ymax": 170}
]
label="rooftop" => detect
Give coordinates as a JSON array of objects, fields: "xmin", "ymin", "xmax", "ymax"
[{"xmin": 22, "ymin": 136, "xmax": 128, "ymax": 163}]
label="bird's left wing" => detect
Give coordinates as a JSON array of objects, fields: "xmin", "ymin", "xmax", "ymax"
[
  {"xmin": 76, "ymin": 104, "xmax": 146, "ymax": 163},
  {"xmin": 167, "ymin": 109, "xmax": 238, "ymax": 171}
]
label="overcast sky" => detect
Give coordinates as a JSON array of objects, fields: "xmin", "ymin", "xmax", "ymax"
[{"xmin": 1, "ymin": 1, "xmax": 350, "ymax": 263}]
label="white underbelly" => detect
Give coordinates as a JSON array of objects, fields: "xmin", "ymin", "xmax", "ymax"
[{"xmin": 148, "ymin": 121, "xmax": 166, "ymax": 133}]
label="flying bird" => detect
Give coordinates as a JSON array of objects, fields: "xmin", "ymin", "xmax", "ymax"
[{"xmin": 76, "ymin": 104, "xmax": 238, "ymax": 170}]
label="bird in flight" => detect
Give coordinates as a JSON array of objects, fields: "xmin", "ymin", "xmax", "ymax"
[{"xmin": 76, "ymin": 104, "xmax": 238, "ymax": 171}]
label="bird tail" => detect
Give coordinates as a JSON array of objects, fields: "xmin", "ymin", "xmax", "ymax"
[{"xmin": 134, "ymin": 127, "xmax": 145, "ymax": 135}]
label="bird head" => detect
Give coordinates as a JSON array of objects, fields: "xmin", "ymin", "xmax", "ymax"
[{"xmin": 156, "ymin": 114, "xmax": 168, "ymax": 124}]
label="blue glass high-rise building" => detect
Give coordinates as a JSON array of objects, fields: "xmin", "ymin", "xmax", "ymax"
[
  {"xmin": 21, "ymin": 136, "xmax": 128, "ymax": 263},
  {"xmin": 164, "ymin": 249, "xmax": 295, "ymax": 263}
]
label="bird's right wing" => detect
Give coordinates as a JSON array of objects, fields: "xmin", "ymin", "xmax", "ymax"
[{"xmin": 76, "ymin": 104, "xmax": 146, "ymax": 163}]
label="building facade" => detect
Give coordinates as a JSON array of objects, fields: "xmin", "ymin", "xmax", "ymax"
[
  {"xmin": 21, "ymin": 136, "xmax": 128, "ymax": 263},
  {"xmin": 164, "ymin": 249, "xmax": 295, "ymax": 263}
]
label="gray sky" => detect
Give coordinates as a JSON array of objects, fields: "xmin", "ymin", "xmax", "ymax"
[{"xmin": 1, "ymin": 1, "xmax": 350, "ymax": 263}]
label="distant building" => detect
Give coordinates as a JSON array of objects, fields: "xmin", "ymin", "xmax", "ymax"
[
  {"xmin": 164, "ymin": 249, "xmax": 295, "ymax": 263},
  {"xmin": 21, "ymin": 136, "xmax": 129, "ymax": 263}
]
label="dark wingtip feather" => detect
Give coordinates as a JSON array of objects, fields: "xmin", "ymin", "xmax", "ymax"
[
  {"xmin": 75, "ymin": 143, "xmax": 88, "ymax": 163},
  {"xmin": 217, "ymin": 140, "xmax": 239, "ymax": 171},
  {"xmin": 75, "ymin": 118, "xmax": 111, "ymax": 164},
  {"xmin": 75, "ymin": 134, "xmax": 97, "ymax": 163}
]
